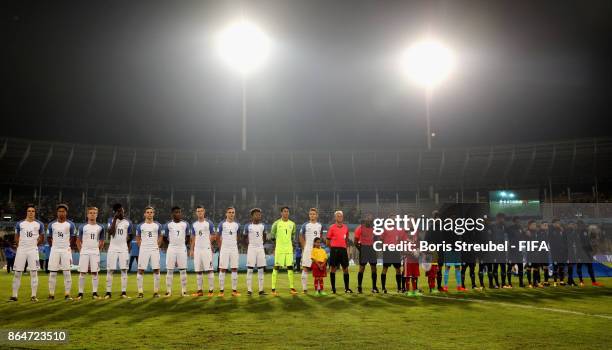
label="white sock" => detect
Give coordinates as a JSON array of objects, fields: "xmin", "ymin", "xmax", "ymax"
[
  {"xmin": 180, "ymin": 270, "xmax": 187, "ymax": 294},
  {"xmin": 48, "ymin": 272, "xmax": 57, "ymax": 296},
  {"xmin": 246, "ymin": 268, "xmax": 253, "ymax": 292},
  {"xmin": 120, "ymin": 270, "xmax": 128, "ymax": 292},
  {"xmin": 79, "ymin": 274, "xmax": 85, "ymax": 294},
  {"xmin": 12, "ymin": 271, "xmax": 22, "ymax": 298},
  {"xmin": 166, "ymin": 269, "xmax": 174, "ymax": 294},
  {"xmin": 106, "ymin": 270, "xmax": 113, "ymax": 293},
  {"xmin": 231, "ymin": 271, "xmax": 238, "ymax": 291},
  {"xmin": 153, "ymin": 272, "xmax": 160, "ymax": 293},
  {"xmin": 219, "ymin": 271, "xmax": 225, "ymax": 291},
  {"xmin": 31, "ymin": 271, "xmax": 38, "ymax": 297},
  {"xmin": 63, "ymin": 270, "xmax": 72, "ymax": 295},
  {"xmin": 208, "ymin": 271, "xmax": 214, "ymax": 292},
  {"xmin": 137, "ymin": 273, "xmax": 144, "ymax": 293},
  {"xmin": 92, "ymin": 274, "xmax": 99, "ymax": 293},
  {"xmin": 301, "ymin": 270, "xmax": 308, "ymax": 291},
  {"xmin": 258, "ymin": 268, "xmax": 264, "ymax": 292},
  {"xmin": 197, "ymin": 273, "xmax": 203, "ymax": 291}
]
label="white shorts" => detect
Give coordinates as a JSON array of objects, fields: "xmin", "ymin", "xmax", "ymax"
[
  {"xmin": 301, "ymin": 247, "xmax": 313, "ymax": 268},
  {"xmin": 107, "ymin": 251, "xmax": 130, "ymax": 270},
  {"xmin": 246, "ymin": 246, "xmax": 266, "ymax": 268},
  {"xmin": 219, "ymin": 248, "xmax": 239, "ymax": 270},
  {"xmin": 194, "ymin": 247, "xmax": 214, "ymax": 272},
  {"xmin": 166, "ymin": 247, "xmax": 188, "ymax": 270},
  {"xmin": 138, "ymin": 249, "xmax": 161, "ymax": 270},
  {"xmin": 79, "ymin": 252, "xmax": 100, "ymax": 273},
  {"xmin": 49, "ymin": 248, "xmax": 72, "ymax": 271},
  {"xmin": 14, "ymin": 248, "xmax": 40, "ymax": 272}
]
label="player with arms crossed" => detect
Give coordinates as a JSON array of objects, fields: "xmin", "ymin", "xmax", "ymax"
[
  {"xmin": 190, "ymin": 205, "xmax": 216, "ymax": 297},
  {"xmin": 163, "ymin": 206, "xmax": 191, "ymax": 297},
  {"xmin": 244, "ymin": 208, "xmax": 268, "ymax": 296},
  {"xmin": 47, "ymin": 204, "xmax": 77, "ymax": 300},
  {"xmin": 270, "ymin": 206, "xmax": 298, "ymax": 296},
  {"xmin": 9, "ymin": 204, "xmax": 45, "ymax": 302},
  {"xmin": 298, "ymin": 208, "xmax": 324, "ymax": 294},
  {"xmin": 105, "ymin": 203, "xmax": 133, "ymax": 299},
  {"xmin": 76, "ymin": 207, "xmax": 105, "ymax": 300},
  {"xmin": 136, "ymin": 206, "xmax": 164, "ymax": 298},
  {"xmin": 217, "ymin": 207, "xmax": 241, "ymax": 297}
]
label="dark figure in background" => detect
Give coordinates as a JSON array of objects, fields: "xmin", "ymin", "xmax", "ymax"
[{"xmin": 549, "ymin": 218, "xmax": 567, "ymax": 286}]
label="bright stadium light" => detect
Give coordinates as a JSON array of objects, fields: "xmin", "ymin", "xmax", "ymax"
[
  {"xmin": 400, "ymin": 39, "xmax": 455, "ymax": 89},
  {"xmin": 400, "ymin": 37, "xmax": 456, "ymax": 150},
  {"xmin": 215, "ymin": 19, "xmax": 271, "ymax": 151},
  {"xmin": 215, "ymin": 20, "xmax": 271, "ymax": 76}
]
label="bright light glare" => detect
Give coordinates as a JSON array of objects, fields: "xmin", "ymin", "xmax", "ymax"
[
  {"xmin": 401, "ymin": 39, "xmax": 455, "ymax": 89},
  {"xmin": 216, "ymin": 20, "xmax": 271, "ymax": 75}
]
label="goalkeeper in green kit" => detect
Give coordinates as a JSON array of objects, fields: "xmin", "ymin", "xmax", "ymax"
[{"xmin": 270, "ymin": 206, "xmax": 297, "ymax": 296}]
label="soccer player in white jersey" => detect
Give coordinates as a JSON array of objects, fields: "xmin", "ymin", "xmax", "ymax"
[
  {"xmin": 136, "ymin": 206, "xmax": 164, "ymax": 298},
  {"xmin": 244, "ymin": 208, "xmax": 267, "ymax": 296},
  {"xmin": 9, "ymin": 204, "xmax": 45, "ymax": 302},
  {"xmin": 105, "ymin": 203, "xmax": 133, "ymax": 299},
  {"xmin": 76, "ymin": 207, "xmax": 105, "ymax": 300},
  {"xmin": 190, "ymin": 205, "xmax": 216, "ymax": 297},
  {"xmin": 217, "ymin": 207, "xmax": 241, "ymax": 297},
  {"xmin": 299, "ymin": 208, "xmax": 324, "ymax": 294},
  {"xmin": 163, "ymin": 206, "xmax": 191, "ymax": 297},
  {"xmin": 47, "ymin": 204, "xmax": 76, "ymax": 301}
]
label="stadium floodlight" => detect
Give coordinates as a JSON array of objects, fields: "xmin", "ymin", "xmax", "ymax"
[
  {"xmin": 215, "ymin": 20, "xmax": 271, "ymax": 76},
  {"xmin": 215, "ymin": 19, "xmax": 271, "ymax": 151},
  {"xmin": 400, "ymin": 39, "xmax": 455, "ymax": 89},
  {"xmin": 400, "ymin": 37, "xmax": 456, "ymax": 150}
]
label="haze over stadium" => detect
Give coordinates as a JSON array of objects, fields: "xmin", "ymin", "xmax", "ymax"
[{"xmin": 1, "ymin": 1, "xmax": 611, "ymax": 349}]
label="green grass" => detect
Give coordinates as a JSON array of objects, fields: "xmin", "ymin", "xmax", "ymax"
[{"xmin": 0, "ymin": 269, "xmax": 610, "ymax": 349}]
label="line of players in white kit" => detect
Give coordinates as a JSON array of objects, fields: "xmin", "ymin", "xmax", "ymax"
[{"xmin": 9, "ymin": 202, "xmax": 323, "ymax": 301}]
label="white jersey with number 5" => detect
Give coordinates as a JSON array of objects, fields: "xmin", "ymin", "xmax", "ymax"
[{"xmin": 137, "ymin": 221, "xmax": 163, "ymax": 251}]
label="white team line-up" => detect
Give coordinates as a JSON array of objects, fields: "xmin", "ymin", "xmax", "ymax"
[{"xmin": 9, "ymin": 204, "xmax": 338, "ymax": 301}]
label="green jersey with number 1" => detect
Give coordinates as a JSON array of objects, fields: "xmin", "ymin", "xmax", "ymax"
[{"xmin": 271, "ymin": 219, "xmax": 296, "ymax": 254}]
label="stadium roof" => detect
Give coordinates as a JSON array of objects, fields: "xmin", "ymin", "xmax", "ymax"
[{"xmin": 1, "ymin": 136, "xmax": 610, "ymax": 193}]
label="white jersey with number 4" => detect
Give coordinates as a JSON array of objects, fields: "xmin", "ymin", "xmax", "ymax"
[{"xmin": 218, "ymin": 220, "xmax": 240, "ymax": 250}]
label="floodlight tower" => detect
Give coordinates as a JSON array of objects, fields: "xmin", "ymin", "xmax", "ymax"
[
  {"xmin": 216, "ymin": 19, "xmax": 271, "ymax": 151},
  {"xmin": 400, "ymin": 38, "xmax": 455, "ymax": 150}
]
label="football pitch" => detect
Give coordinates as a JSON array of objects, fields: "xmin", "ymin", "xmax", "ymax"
[{"xmin": 1, "ymin": 269, "xmax": 610, "ymax": 349}]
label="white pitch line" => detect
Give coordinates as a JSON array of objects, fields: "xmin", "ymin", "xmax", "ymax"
[{"xmin": 422, "ymin": 295, "xmax": 612, "ymax": 320}]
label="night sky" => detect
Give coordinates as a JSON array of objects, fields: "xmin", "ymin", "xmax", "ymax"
[{"xmin": 3, "ymin": 0, "xmax": 612, "ymax": 151}]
